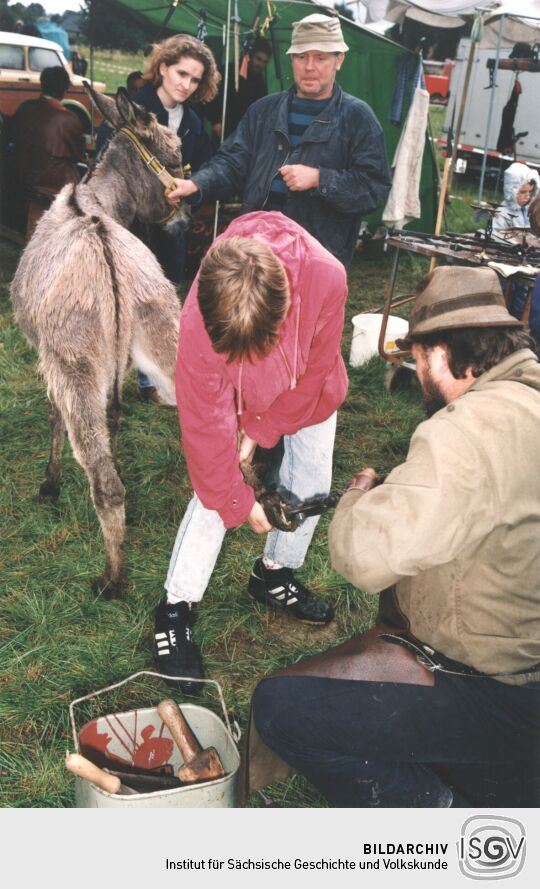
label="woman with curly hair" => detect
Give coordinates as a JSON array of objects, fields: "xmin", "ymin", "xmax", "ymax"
[{"xmin": 97, "ymin": 35, "xmax": 220, "ymax": 402}]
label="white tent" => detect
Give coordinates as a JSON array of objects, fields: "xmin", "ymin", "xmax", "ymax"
[
  {"xmin": 363, "ymin": 1, "xmax": 540, "ymax": 22},
  {"xmin": 363, "ymin": 1, "xmax": 540, "ymax": 204}
]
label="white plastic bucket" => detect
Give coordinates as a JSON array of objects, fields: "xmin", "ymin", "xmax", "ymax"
[
  {"xmin": 69, "ymin": 671, "xmax": 241, "ymax": 809},
  {"xmin": 349, "ymin": 313, "xmax": 409, "ymax": 367}
]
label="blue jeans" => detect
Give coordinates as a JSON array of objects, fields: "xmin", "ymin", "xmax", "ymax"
[
  {"xmin": 165, "ymin": 413, "xmax": 337, "ymax": 603},
  {"xmin": 529, "ymin": 274, "xmax": 540, "ymax": 354},
  {"xmin": 252, "ymin": 673, "xmax": 540, "ymax": 807}
]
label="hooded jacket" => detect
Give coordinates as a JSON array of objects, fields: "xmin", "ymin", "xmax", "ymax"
[
  {"xmin": 190, "ymin": 85, "xmax": 391, "ymax": 268},
  {"xmin": 176, "ymin": 211, "xmax": 348, "ymax": 527},
  {"xmin": 492, "ymin": 161, "xmax": 540, "ymax": 233},
  {"xmin": 329, "ymin": 349, "xmax": 540, "ymax": 684}
]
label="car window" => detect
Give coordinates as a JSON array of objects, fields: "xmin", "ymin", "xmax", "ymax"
[
  {"xmin": 29, "ymin": 47, "xmax": 63, "ymax": 72},
  {"xmin": 0, "ymin": 44, "xmax": 25, "ymax": 70}
]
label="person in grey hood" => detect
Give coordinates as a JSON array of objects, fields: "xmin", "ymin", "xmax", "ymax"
[
  {"xmin": 252, "ymin": 265, "xmax": 540, "ymax": 807},
  {"xmin": 165, "ymin": 13, "xmax": 391, "ymax": 269},
  {"xmin": 492, "ymin": 161, "xmax": 539, "ymax": 234}
]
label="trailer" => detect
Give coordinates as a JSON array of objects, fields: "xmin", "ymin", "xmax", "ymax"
[{"xmin": 442, "ymin": 38, "xmax": 540, "ymax": 177}]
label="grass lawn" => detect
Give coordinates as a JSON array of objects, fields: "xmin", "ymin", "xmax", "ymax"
[
  {"xmin": 0, "ymin": 104, "xmax": 498, "ymax": 809},
  {"xmin": 78, "ymin": 47, "xmax": 146, "ymax": 94},
  {"xmin": 0, "ymin": 231, "xmax": 430, "ymax": 808}
]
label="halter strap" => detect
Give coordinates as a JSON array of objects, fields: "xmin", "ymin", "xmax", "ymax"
[{"xmin": 119, "ymin": 125, "xmax": 179, "ymax": 224}]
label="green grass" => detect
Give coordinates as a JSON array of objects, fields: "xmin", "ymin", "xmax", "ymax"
[
  {"xmin": 0, "ymin": 230, "xmax": 428, "ymax": 808},
  {"xmin": 78, "ymin": 47, "xmax": 146, "ymax": 94},
  {"xmin": 0, "ymin": 101, "xmax": 489, "ymax": 809}
]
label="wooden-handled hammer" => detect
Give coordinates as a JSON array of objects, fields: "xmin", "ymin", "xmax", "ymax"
[
  {"xmin": 65, "ymin": 752, "xmax": 138, "ymax": 795},
  {"xmin": 157, "ymin": 699, "xmax": 225, "ymax": 784}
]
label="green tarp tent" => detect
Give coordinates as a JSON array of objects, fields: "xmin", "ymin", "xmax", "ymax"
[{"xmin": 107, "ymin": 0, "xmax": 437, "ymax": 232}]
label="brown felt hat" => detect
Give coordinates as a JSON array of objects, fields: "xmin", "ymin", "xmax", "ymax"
[
  {"xmin": 287, "ymin": 13, "xmax": 349, "ymax": 55},
  {"xmin": 396, "ymin": 266, "xmax": 522, "ymax": 349}
]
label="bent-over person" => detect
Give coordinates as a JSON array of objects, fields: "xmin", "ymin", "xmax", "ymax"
[{"xmin": 153, "ymin": 211, "xmax": 348, "ymax": 691}]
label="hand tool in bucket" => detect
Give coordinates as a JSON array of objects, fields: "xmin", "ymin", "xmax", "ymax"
[
  {"xmin": 66, "ymin": 753, "xmax": 138, "ymax": 795},
  {"xmin": 68, "ymin": 671, "xmax": 240, "ymax": 805},
  {"xmin": 157, "ymin": 698, "xmax": 225, "ymax": 783}
]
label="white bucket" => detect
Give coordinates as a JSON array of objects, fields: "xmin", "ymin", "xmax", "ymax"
[
  {"xmin": 349, "ymin": 313, "xmax": 409, "ymax": 367},
  {"xmin": 69, "ymin": 671, "xmax": 241, "ymax": 809}
]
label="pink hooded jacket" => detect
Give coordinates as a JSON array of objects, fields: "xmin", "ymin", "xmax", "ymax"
[{"xmin": 176, "ymin": 211, "xmax": 349, "ymax": 528}]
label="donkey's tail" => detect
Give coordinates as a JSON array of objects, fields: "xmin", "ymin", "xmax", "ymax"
[{"xmin": 67, "ymin": 187, "xmax": 122, "ymax": 410}]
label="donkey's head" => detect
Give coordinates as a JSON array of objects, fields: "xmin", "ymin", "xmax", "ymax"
[{"xmin": 85, "ymin": 83, "xmax": 191, "ymax": 231}]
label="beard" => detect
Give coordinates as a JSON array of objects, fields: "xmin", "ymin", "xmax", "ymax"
[{"xmin": 421, "ymin": 371, "xmax": 448, "ymax": 418}]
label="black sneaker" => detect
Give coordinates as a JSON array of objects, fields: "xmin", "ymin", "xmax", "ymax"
[
  {"xmin": 248, "ymin": 559, "xmax": 334, "ymax": 624},
  {"xmin": 153, "ymin": 600, "xmax": 204, "ymax": 695}
]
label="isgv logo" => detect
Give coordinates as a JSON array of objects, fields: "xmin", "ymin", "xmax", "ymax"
[{"xmin": 458, "ymin": 816, "xmax": 526, "ymax": 880}]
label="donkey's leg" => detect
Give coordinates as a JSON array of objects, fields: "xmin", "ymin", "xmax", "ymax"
[
  {"xmin": 38, "ymin": 396, "xmax": 66, "ymax": 502},
  {"xmin": 107, "ymin": 386, "xmax": 123, "ymax": 468},
  {"xmin": 52, "ymin": 375, "xmax": 127, "ymax": 600}
]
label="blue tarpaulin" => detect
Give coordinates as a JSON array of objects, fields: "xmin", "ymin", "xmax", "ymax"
[{"xmin": 36, "ymin": 22, "xmax": 71, "ymax": 60}]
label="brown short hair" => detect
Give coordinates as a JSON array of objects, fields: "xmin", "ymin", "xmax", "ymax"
[
  {"xmin": 197, "ymin": 237, "xmax": 290, "ymax": 363},
  {"xmin": 144, "ymin": 34, "xmax": 220, "ymax": 103},
  {"xmin": 407, "ymin": 327, "xmax": 535, "ymax": 379}
]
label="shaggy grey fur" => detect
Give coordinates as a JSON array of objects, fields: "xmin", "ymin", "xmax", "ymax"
[{"xmin": 10, "ymin": 87, "xmax": 190, "ymax": 599}]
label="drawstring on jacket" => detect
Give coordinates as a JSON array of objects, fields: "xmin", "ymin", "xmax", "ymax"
[{"xmin": 237, "ymin": 359, "xmax": 244, "ymax": 416}]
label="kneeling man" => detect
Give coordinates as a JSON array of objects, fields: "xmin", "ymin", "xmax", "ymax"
[{"xmin": 253, "ymin": 266, "xmax": 540, "ymax": 807}]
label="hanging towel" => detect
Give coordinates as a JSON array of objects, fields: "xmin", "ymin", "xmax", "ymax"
[{"xmin": 382, "ymin": 84, "xmax": 430, "ymax": 228}]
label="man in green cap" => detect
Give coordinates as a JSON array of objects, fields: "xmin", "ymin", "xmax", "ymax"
[{"xmin": 252, "ymin": 265, "xmax": 540, "ymax": 807}]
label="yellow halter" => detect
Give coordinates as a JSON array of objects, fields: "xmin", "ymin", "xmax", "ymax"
[{"xmin": 119, "ymin": 125, "xmax": 181, "ymax": 224}]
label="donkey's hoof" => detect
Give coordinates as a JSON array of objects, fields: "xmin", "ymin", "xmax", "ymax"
[
  {"xmin": 91, "ymin": 575, "xmax": 126, "ymax": 601},
  {"xmin": 38, "ymin": 479, "xmax": 61, "ymax": 502}
]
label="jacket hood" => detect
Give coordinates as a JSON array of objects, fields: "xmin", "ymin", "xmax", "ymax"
[
  {"xmin": 469, "ymin": 348, "xmax": 540, "ymax": 394},
  {"xmin": 213, "ymin": 210, "xmax": 308, "ymax": 298},
  {"xmin": 502, "ymin": 162, "xmax": 540, "ymax": 212}
]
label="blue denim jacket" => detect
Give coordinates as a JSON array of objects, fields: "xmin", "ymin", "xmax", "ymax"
[{"xmin": 192, "ymin": 85, "xmax": 391, "ymax": 267}]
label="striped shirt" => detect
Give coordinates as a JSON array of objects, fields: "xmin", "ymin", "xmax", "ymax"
[{"xmin": 265, "ymin": 95, "xmax": 331, "ymax": 212}]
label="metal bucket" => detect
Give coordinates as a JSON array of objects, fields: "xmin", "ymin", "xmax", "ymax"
[{"xmin": 69, "ymin": 671, "xmax": 241, "ymax": 808}]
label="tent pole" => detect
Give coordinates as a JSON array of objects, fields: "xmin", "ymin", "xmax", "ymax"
[
  {"xmin": 213, "ymin": 0, "xmax": 233, "ymax": 241},
  {"xmin": 447, "ymin": 30, "xmax": 477, "ymax": 196},
  {"xmin": 430, "ymin": 157, "xmax": 451, "ymax": 272},
  {"xmin": 476, "ymin": 14, "xmax": 505, "ymax": 209}
]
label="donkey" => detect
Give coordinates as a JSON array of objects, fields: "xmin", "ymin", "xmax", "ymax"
[{"xmin": 10, "ymin": 86, "xmax": 190, "ymax": 599}]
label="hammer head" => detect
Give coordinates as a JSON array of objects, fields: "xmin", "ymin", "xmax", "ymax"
[{"xmin": 177, "ymin": 746, "xmax": 225, "ymax": 784}]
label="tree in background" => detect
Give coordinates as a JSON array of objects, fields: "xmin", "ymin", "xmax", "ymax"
[
  {"xmin": 80, "ymin": 0, "xmax": 150, "ymax": 52},
  {"xmin": 0, "ymin": 1, "xmax": 45, "ymax": 30}
]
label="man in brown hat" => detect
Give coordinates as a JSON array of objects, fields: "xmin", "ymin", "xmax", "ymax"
[
  {"xmin": 166, "ymin": 13, "xmax": 391, "ymax": 269},
  {"xmin": 252, "ymin": 265, "xmax": 540, "ymax": 807}
]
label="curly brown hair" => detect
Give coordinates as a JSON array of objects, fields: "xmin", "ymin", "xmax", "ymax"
[
  {"xmin": 197, "ymin": 236, "xmax": 290, "ymax": 363},
  {"xmin": 144, "ymin": 34, "xmax": 220, "ymax": 103}
]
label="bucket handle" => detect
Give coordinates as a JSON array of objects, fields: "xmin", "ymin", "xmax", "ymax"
[{"xmin": 69, "ymin": 670, "xmax": 236, "ymax": 752}]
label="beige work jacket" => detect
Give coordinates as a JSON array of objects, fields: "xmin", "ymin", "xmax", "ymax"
[{"xmin": 329, "ymin": 349, "xmax": 540, "ymax": 685}]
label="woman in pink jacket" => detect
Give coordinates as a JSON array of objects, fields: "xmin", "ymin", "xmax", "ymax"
[{"xmin": 154, "ymin": 211, "xmax": 348, "ymax": 690}]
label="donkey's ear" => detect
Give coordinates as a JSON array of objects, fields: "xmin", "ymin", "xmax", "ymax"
[
  {"xmin": 116, "ymin": 87, "xmax": 154, "ymax": 133},
  {"xmin": 83, "ymin": 80, "xmax": 124, "ymax": 129}
]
